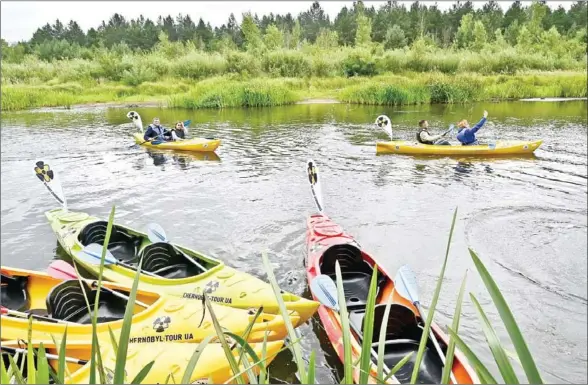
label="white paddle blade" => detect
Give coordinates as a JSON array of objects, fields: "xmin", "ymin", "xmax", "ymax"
[
  {"xmin": 394, "ymin": 264, "xmax": 420, "ymax": 304},
  {"xmin": 127, "ymin": 111, "xmax": 144, "ymax": 133},
  {"xmin": 310, "ymin": 275, "xmax": 339, "ymax": 310},
  {"xmin": 306, "ymin": 159, "xmax": 324, "ymax": 213},
  {"xmin": 76, "ymin": 243, "xmax": 117, "ymax": 265},
  {"xmin": 34, "ymin": 161, "xmax": 67, "ymax": 210},
  {"xmin": 146, "ymin": 223, "xmax": 167, "ymax": 243},
  {"xmin": 375, "ymin": 115, "xmax": 393, "ymax": 140}
]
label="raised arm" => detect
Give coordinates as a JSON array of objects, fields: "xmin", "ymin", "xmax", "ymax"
[{"xmin": 469, "ymin": 111, "xmax": 488, "ymax": 134}]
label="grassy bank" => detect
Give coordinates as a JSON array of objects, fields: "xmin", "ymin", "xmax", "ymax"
[{"xmin": 2, "ymin": 71, "xmax": 586, "ymax": 111}]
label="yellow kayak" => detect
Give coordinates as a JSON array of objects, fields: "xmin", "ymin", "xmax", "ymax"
[
  {"xmin": 133, "ymin": 133, "xmax": 221, "ymax": 152},
  {"xmin": 376, "ymin": 139, "xmax": 543, "ymax": 155},
  {"xmin": 45, "ymin": 209, "xmax": 318, "ymax": 324},
  {"xmin": 1, "ymin": 266, "xmax": 299, "ymax": 343},
  {"xmin": 2, "ymin": 339, "xmax": 283, "ymax": 384}
]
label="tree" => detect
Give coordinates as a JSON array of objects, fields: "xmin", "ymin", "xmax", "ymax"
[
  {"xmin": 355, "ymin": 11, "xmax": 372, "ymax": 46},
  {"xmin": 315, "ymin": 28, "xmax": 338, "ymax": 49},
  {"xmin": 503, "ymin": 1, "xmax": 527, "ymax": 28},
  {"xmin": 291, "ymin": 19, "xmax": 302, "ymax": 49},
  {"xmin": 241, "ymin": 12, "xmax": 263, "ymax": 51},
  {"xmin": 504, "ymin": 19, "xmax": 521, "ymax": 45},
  {"xmin": 333, "ymin": 6, "xmax": 355, "ymax": 45},
  {"xmin": 516, "ymin": 25, "xmax": 533, "ymax": 50},
  {"xmin": 479, "ymin": 1, "xmax": 503, "ymax": 38},
  {"xmin": 298, "ymin": 1, "xmax": 330, "ymax": 43},
  {"xmin": 472, "ymin": 20, "xmax": 487, "ymax": 51},
  {"xmin": 263, "ymin": 24, "xmax": 284, "ymax": 50},
  {"xmin": 30, "ymin": 23, "xmax": 54, "ymax": 45},
  {"xmin": 195, "ymin": 18, "xmax": 214, "ymax": 50},
  {"xmin": 455, "ymin": 13, "xmax": 474, "ymax": 49},
  {"xmin": 64, "ymin": 20, "xmax": 86, "ymax": 46},
  {"xmin": 384, "ymin": 24, "xmax": 407, "ymax": 49}
]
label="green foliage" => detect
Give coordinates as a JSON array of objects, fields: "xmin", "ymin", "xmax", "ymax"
[
  {"xmin": 342, "ymin": 49, "xmax": 377, "ymax": 77},
  {"xmin": 242, "ymin": 13, "xmax": 264, "ymax": 52},
  {"xmin": 472, "ymin": 20, "xmax": 488, "ymax": 51},
  {"xmin": 355, "ymin": 12, "xmax": 372, "ymax": 47},
  {"xmin": 263, "ymin": 25, "xmax": 284, "ymax": 51},
  {"xmin": 262, "ymin": 50, "xmax": 311, "ymax": 77},
  {"xmin": 384, "ymin": 25, "xmax": 407, "ymax": 49}
]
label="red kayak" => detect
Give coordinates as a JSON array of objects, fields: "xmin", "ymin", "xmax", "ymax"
[{"xmin": 304, "ymin": 160, "xmax": 478, "ymax": 384}]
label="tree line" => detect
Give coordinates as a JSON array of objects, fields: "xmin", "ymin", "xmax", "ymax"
[{"xmin": 1, "ymin": 0, "xmax": 586, "ymax": 62}]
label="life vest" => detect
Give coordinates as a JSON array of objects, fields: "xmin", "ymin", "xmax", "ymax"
[{"xmin": 416, "ymin": 128, "xmax": 434, "ymax": 145}]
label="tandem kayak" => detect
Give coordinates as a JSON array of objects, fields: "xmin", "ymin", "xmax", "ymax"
[
  {"xmin": 1, "ymin": 266, "xmax": 299, "ymax": 343},
  {"xmin": 1, "ymin": 339, "xmax": 283, "ymax": 384},
  {"xmin": 133, "ymin": 133, "xmax": 221, "ymax": 152},
  {"xmin": 304, "ymin": 160, "xmax": 478, "ymax": 384},
  {"xmin": 44, "ymin": 208, "xmax": 318, "ymax": 323},
  {"xmin": 376, "ymin": 139, "xmax": 543, "ymax": 155}
]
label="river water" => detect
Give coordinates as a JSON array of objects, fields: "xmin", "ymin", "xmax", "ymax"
[{"xmin": 1, "ymin": 101, "xmax": 586, "ymax": 383}]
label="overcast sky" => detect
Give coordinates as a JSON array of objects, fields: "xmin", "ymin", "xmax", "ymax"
[{"xmin": 1, "ymin": 1, "xmax": 574, "ymax": 43}]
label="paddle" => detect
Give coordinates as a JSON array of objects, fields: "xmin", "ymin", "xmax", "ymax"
[
  {"xmin": 375, "ymin": 115, "xmax": 393, "ymax": 140},
  {"xmin": 1, "ymin": 306, "xmax": 73, "ymax": 325},
  {"xmin": 33, "ymin": 161, "xmax": 67, "ymax": 210},
  {"xmin": 309, "ymin": 274, "xmax": 394, "ymax": 378},
  {"xmin": 75, "ymin": 243, "xmax": 158, "ymax": 278},
  {"xmin": 1, "ymin": 345, "xmax": 88, "ymax": 365},
  {"xmin": 46, "ymin": 261, "xmax": 149, "ymax": 308},
  {"xmin": 394, "ymin": 264, "xmax": 457, "ymax": 384},
  {"xmin": 306, "ymin": 159, "xmax": 324, "ymax": 214},
  {"xmin": 145, "ymin": 223, "xmax": 207, "ymax": 272}
]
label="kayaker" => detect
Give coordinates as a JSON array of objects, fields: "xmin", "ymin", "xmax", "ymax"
[
  {"xmin": 456, "ymin": 111, "xmax": 488, "ymax": 146},
  {"xmin": 416, "ymin": 120, "xmax": 450, "ymax": 145},
  {"xmin": 143, "ymin": 117, "xmax": 170, "ymax": 142},
  {"xmin": 170, "ymin": 121, "xmax": 187, "ymax": 141}
]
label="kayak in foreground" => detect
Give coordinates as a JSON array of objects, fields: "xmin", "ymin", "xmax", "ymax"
[
  {"xmin": 132, "ymin": 133, "xmax": 221, "ymax": 152},
  {"xmin": 376, "ymin": 140, "xmax": 543, "ymax": 155},
  {"xmin": 304, "ymin": 160, "xmax": 478, "ymax": 384},
  {"xmin": 1, "ymin": 266, "xmax": 298, "ymax": 343},
  {"xmin": 1, "ymin": 339, "xmax": 283, "ymax": 384},
  {"xmin": 33, "ymin": 160, "xmax": 318, "ymax": 324}
]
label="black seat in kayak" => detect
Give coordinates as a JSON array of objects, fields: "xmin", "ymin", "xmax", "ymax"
[
  {"xmin": 78, "ymin": 221, "xmax": 142, "ymax": 262},
  {"xmin": 349, "ymin": 303, "xmax": 443, "ymax": 384},
  {"xmin": 46, "ymin": 280, "xmax": 127, "ymax": 324},
  {"xmin": 320, "ymin": 244, "xmax": 385, "ymax": 310},
  {"xmin": 140, "ymin": 242, "xmax": 203, "ymax": 279},
  {"xmin": 1, "ymin": 273, "xmax": 29, "ymax": 311}
]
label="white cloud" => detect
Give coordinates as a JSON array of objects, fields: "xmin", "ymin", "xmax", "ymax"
[{"xmin": 0, "ymin": 1, "xmax": 574, "ymax": 43}]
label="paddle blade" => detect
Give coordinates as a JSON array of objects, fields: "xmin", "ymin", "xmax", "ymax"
[
  {"xmin": 375, "ymin": 115, "xmax": 393, "ymax": 140},
  {"xmin": 309, "ymin": 275, "xmax": 339, "ymax": 310},
  {"xmin": 47, "ymin": 260, "xmax": 78, "ymax": 280},
  {"xmin": 146, "ymin": 223, "xmax": 167, "ymax": 243},
  {"xmin": 306, "ymin": 159, "xmax": 324, "ymax": 214},
  {"xmin": 76, "ymin": 243, "xmax": 117, "ymax": 266},
  {"xmin": 127, "ymin": 111, "xmax": 143, "ymax": 133},
  {"xmin": 183, "ymin": 120, "xmax": 191, "ymax": 128},
  {"xmin": 34, "ymin": 161, "xmax": 67, "ymax": 209},
  {"xmin": 394, "ymin": 264, "xmax": 420, "ymax": 305}
]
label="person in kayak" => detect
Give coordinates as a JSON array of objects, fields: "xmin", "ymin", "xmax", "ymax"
[
  {"xmin": 416, "ymin": 120, "xmax": 450, "ymax": 145},
  {"xmin": 456, "ymin": 110, "xmax": 488, "ymax": 145},
  {"xmin": 170, "ymin": 121, "xmax": 187, "ymax": 141},
  {"xmin": 143, "ymin": 117, "xmax": 170, "ymax": 142}
]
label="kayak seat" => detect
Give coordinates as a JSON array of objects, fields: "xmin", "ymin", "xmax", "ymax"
[
  {"xmin": 349, "ymin": 304, "xmax": 443, "ymax": 384},
  {"xmin": 140, "ymin": 242, "xmax": 203, "ymax": 278},
  {"xmin": 46, "ymin": 280, "xmax": 126, "ymax": 324},
  {"xmin": 325, "ymin": 271, "xmax": 380, "ymax": 310},
  {"xmin": 1, "ymin": 273, "xmax": 29, "ymax": 311},
  {"xmin": 78, "ymin": 221, "xmax": 142, "ymax": 262},
  {"xmin": 319, "ymin": 244, "xmax": 371, "ymax": 275}
]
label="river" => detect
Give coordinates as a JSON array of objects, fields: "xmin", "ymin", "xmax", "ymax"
[{"xmin": 1, "ymin": 101, "xmax": 586, "ymax": 383}]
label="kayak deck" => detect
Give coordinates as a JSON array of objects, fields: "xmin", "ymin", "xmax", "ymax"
[
  {"xmin": 376, "ymin": 139, "xmax": 543, "ymax": 155},
  {"xmin": 305, "ymin": 214, "xmax": 478, "ymax": 384},
  {"xmin": 133, "ymin": 133, "xmax": 221, "ymax": 152}
]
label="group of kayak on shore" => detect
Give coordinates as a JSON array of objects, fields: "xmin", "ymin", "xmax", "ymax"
[
  {"xmin": 417, "ymin": 110, "xmax": 488, "ymax": 146},
  {"xmin": 143, "ymin": 117, "xmax": 188, "ymax": 142}
]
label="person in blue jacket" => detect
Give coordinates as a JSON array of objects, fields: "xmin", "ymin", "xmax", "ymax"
[
  {"xmin": 143, "ymin": 117, "xmax": 170, "ymax": 142},
  {"xmin": 456, "ymin": 110, "xmax": 488, "ymax": 145}
]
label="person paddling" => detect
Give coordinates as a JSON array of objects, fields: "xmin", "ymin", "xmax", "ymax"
[
  {"xmin": 170, "ymin": 121, "xmax": 187, "ymax": 141},
  {"xmin": 456, "ymin": 111, "xmax": 488, "ymax": 146},
  {"xmin": 143, "ymin": 117, "xmax": 170, "ymax": 142},
  {"xmin": 416, "ymin": 120, "xmax": 451, "ymax": 145}
]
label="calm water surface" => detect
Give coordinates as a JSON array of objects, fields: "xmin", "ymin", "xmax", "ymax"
[{"xmin": 1, "ymin": 101, "xmax": 586, "ymax": 383}]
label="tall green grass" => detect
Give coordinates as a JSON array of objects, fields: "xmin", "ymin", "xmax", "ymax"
[{"xmin": 0, "ymin": 207, "xmax": 548, "ymax": 384}]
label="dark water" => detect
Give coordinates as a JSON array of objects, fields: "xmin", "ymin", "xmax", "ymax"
[{"xmin": 1, "ymin": 101, "xmax": 586, "ymax": 383}]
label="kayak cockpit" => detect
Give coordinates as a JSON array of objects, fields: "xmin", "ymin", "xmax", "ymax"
[
  {"xmin": 78, "ymin": 220, "xmax": 214, "ymax": 279},
  {"xmin": 1, "ymin": 272, "xmax": 29, "ymax": 311},
  {"xmin": 318, "ymin": 243, "xmax": 445, "ymax": 384}
]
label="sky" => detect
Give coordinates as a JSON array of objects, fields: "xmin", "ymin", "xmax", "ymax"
[{"xmin": 0, "ymin": 1, "xmax": 574, "ymax": 43}]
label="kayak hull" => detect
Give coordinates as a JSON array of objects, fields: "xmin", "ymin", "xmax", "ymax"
[
  {"xmin": 45, "ymin": 208, "xmax": 318, "ymax": 324},
  {"xmin": 376, "ymin": 139, "xmax": 543, "ymax": 155},
  {"xmin": 305, "ymin": 214, "xmax": 479, "ymax": 384},
  {"xmin": 2, "ymin": 339, "xmax": 283, "ymax": 384},
  {"xmin": 133, "ymin": 133, "xmax": 221, "ymax": 152},
  {"xmin": 1, "ymin": 266, "xmax": 298, "ymax": 343}
]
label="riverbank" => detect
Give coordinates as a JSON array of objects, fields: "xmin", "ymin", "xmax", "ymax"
[{"xmin": 2, "ymin": 71, "xmax": 586, "ymax": 112}]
